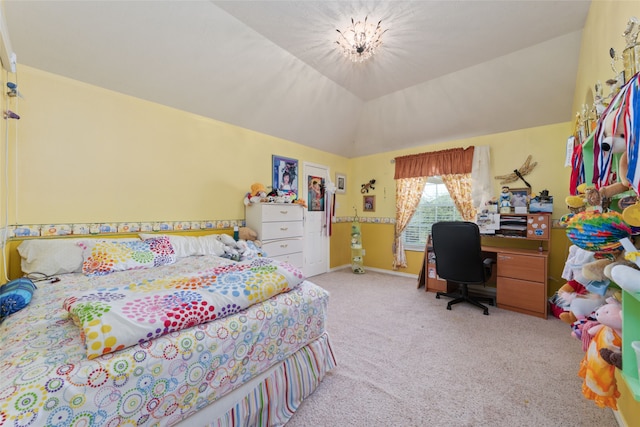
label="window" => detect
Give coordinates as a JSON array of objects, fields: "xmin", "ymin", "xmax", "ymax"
[{"xmin": 403, "ymin": 177, "xmax": 462, "ymax": 250}]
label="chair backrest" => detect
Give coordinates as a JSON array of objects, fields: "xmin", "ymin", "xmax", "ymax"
[{"xmin": 431, "ymin": 221, "xmax": 485, "ymax": 284}]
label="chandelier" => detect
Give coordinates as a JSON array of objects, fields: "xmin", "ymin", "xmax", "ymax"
[{"xmin": 336, "ymin": 16, "xmax": 387, "ymax": 63}]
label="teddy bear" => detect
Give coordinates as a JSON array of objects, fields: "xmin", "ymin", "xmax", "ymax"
[
  {"xmin": 578, "ymin": 296, "xmax": 622, "ymax": 409},
  {"xmin": 238, "ymin": 226, "xmax": 258, "ymax": 241},
  {"xmin": 243, "ymin": 183, "xmax": 268, "ymax": 206}
]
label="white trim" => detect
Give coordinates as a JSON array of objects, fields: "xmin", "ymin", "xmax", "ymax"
[
  {"xmin": 329, "ymin": 264, "xmax": 419, "ymax": 279},
  {"xmin": 612, "ymin": 409, "xmax": 625, "ymax": 427},
  {"xmin": 365, "ymin": 266, "xmax": 419, "ymax": 278}
]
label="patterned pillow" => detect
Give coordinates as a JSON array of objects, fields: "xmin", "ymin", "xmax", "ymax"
[{"xmin": 79, "ymin": 236, "xmax": 176, "ymax": 276}]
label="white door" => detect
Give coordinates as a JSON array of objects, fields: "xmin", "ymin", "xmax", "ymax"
[{"xmin": 302, "ymin": 162, "xmax": 330, "ymax": 277}]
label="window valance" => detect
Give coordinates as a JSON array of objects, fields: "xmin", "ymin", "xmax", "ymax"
[{"xmin": 393, "ymin": 147, "xmax": 475, "ymax": 179}]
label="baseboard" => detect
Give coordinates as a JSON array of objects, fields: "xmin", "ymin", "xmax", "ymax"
[
  {"xmin": 612, "ymin": 409, "xmax": 625, "ymax": 427},
  {"xmin": 329, "ymin": 264, "xmax": 419, "ymax": 279},
  {"xmin": 364, "ymin": 266, "xmax": 419, "ymax": 278},
  {"xmin": 329, "ymin": 264, "xmax": 351, "ymax": 272}
]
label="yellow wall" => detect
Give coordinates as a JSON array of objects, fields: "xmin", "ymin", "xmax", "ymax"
[
  {"xmin": 7, "ymin": 66, "xmax": 350, "ymax": 225},
  {"xmin": 342, "ymin": 122, "xmax": 573, "ymax": 289}
]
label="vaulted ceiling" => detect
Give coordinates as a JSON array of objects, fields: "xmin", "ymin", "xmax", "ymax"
[{"xmin": 4, "ymin": 0, "xmax": 591, "ymax": 158}]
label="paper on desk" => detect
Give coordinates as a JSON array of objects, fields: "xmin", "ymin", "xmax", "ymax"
[
  {"xmin": 476, "ymin": 212, "xmax": 500, "ymax": 234},
  {"xmin": 620, "ymin": 237, "xmax": 640, "ymax": 268}
]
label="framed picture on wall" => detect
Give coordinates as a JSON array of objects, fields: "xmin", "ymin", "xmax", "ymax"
[
  {"xmin": 335, "ymin": 173, "xmax": 346, "ymax": 194},
  {"xmin": 272, "ymin": 155, "xmax": 298, "ymax": 196},
  {"xmin": 363, "ymin": 195, "xmax": 375, "ymax": 212}
]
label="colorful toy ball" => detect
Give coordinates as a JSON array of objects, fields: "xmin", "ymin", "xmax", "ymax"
[{"xmin": 565, "ymin": 210, "xmax": 632, "ymax": 252}]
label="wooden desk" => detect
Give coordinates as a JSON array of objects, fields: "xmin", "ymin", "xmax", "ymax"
[{"xmin": 418, "ymin": 214, "xmax": 551, "ymax": 318}]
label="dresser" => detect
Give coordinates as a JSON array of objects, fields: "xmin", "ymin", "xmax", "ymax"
[{"xmin": 245, "ymin": 203, "xmax": 304, "ymax": 269}]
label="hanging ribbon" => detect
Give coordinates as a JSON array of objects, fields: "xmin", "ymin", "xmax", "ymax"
[
  {"xmin": 593, "ymin": 74, "xmax": 638, "ymax": 188},
  {"xmin": 624, "ymin": 75, "xmax": 640, "ymax": 192},
  {"xmin": 570, "ymin": 142, "xmax": 585, "ymax": 195}
]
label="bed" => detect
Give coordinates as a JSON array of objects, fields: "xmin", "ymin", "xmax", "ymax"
[{"xmin": 0, "ymin": 235, "xmax": 335, "ymax": 426}]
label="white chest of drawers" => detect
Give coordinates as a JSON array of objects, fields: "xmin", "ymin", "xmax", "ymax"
[{"xmin": 245, "ymin": 203, "xmax": 304, "ymax": 269}]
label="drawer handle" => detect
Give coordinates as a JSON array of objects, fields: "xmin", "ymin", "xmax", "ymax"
[
  {"xmin": 280, "ymin": 244, "xmax": 288, "ymax": 248},
  {"xmin": 280, "ymin": 227, "xmax": 288, "ymax": 231},
  {"xmin": 279, "ymin": 210, "xmax": 288, "ymax": 214}
]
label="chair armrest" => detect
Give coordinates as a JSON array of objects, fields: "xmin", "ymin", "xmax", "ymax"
[{"xmin": 483, "ymin": 258, "xmax": 495, "ymax": 277}]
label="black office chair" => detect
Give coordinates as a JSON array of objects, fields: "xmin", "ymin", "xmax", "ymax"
[{"xmin": 432, "ymin": 221, "xmax": 495, "ymax": 315}]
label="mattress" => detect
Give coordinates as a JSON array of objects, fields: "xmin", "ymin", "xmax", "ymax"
[{"xmin": 0, "ymin": 255, "xmax": 333, "ymax": 426}]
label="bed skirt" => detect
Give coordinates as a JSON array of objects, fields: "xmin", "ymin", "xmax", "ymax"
[{"xmin": 175, "ymin": 332, "xmax": 336, "ymax": 427}]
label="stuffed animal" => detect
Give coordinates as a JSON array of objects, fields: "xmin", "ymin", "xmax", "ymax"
[
  {"xmin": 216, "ymin": 233, "xmax": 241, "ymax": 260},
  {"xmin": 239, "ymin": 226, "xmax": 258, "ymax": 241},
  {"xmin": 293, "ymin": 198, "xmax": 307, "ymax": 208},
  {"xmin": 550, "ymin": 280, "xmax": 588, "ymax": 322},
  {"xmin": 578, "ymin": 297, "xmax": 622, "ymax": 409},
  {"xmin": 597, "ymin": 107, "xmax": 629, "ymax": 200},
  {"xmin": 559, "ymin": 288, "xmax": 608, "ymax": 325},
  {"xmin": 499, "ymin": 186, "xmax": 512, "ymax": 212},
  {"xmin": 244, "ymin": 183, "xmax": 268, "ymax": 205},
  {"xmin": 610, "ymin": 264, "xmax": 640, "ymax": 293}
]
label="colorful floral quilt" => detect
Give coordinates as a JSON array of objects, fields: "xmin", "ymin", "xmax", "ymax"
[
  {"xmin": 63, "ymin": 257, "xmax": 305, "ymax": 359},
  {"xmin": 0, "ymin": 255, "xmax": 330, "ymax": 427}
]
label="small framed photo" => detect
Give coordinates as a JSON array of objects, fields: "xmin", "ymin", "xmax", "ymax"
[
  {"xmin": 335, "ymin": 173, "xmax": 346, "ymax": 194},
  {"xmin": 510, "ymin": 188, "xmax": 530, "ymax": 213},
  {"xmin": 272, "ymin": 155, "xmax": 298, "ymax": 196},
  {"xmin": 363, "ymin": 195, "xmax": 375, "ymax": 212}
]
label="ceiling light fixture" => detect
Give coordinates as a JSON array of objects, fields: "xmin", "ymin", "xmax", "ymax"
[{"xmin": 336, "ymin": 16, "xmax": 387, "ymax": 63}]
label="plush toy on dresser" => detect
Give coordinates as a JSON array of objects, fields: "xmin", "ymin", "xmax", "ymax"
[{"xmin": 578, "ymin": 297, "xmax": 622, "ymax": 409}]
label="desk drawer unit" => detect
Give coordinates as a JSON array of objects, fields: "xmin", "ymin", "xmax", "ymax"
[{"xmin": 496, "ymin": 252, "xmax": 547, "ymax": 318}]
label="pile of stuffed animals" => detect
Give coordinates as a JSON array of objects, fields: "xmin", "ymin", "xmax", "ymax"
[
  {"xmin": 556, "ymin": 72, "xmax": 640, "ymax": 410},
  {"xmin": 243, "ymin": 182, "xmax": 307, "ymax": 208},
  {"xmin": 217, "ymin": 226, "xmax": 265, "ymax": 261},
  {"xmin": 552, "ymin": 223, "xmax": 630, "ymax": 409}
]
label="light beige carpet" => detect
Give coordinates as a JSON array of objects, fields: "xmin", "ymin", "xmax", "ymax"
[{"xmin": 286, "ymin": 269, "xmax": 619, "ymax": 427}]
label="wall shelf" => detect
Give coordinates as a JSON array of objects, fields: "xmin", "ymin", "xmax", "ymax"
[{"xmin": 622, "ymin": 290, "xmax": 640, "ymax": 401}]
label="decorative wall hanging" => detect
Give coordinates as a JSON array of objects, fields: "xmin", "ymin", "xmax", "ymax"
[
  {"xmin": 361, "ymin": 179, "xmax": 376, "ymax": 193},
  {"xmin": 335, "ymin": 173, "xmax": 347, "ymax": 194},
  {"xmin": 308, "ymin": 176, "xmax": 325, "ymax": 211},
  {"xmin": 494, "ymin": 155, "xmax": 537, "ymax": 188},
  {"xmin": 272, "ymin": 155, "xmax": 298, "ymax": 196}
]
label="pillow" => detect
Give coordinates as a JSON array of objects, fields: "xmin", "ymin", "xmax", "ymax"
[
  {"xmin": 17, "ymin": 238, "xmax": 141, "ymax": 276},
  {"xmin": 79, "ymin": 236, "xmax": 176, "ymax": 276},
  {"xmin": 0, "ymin": 278, "xmax": 37, "ymax": 322},
  {"xmin": 18, "ymin": 238, "xmax": 87, "ymax": 276},
  {"xmin": 139, "ymin": 234, "xmax": 225, "ymax": 258}
]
